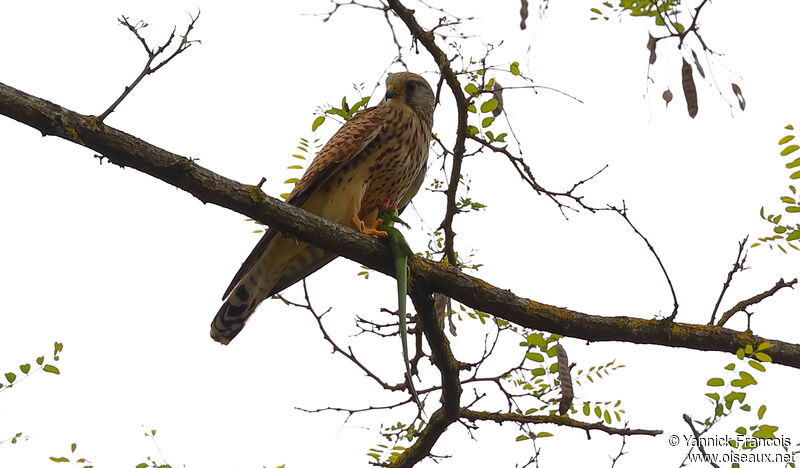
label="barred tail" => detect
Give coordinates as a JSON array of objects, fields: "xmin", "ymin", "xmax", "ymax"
[{"xmin": 210, "ymin": 283, "xmax": 257, "ymax": 345}]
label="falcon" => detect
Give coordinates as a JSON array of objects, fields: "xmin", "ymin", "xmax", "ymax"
[{"xmin": 211, "ymin": 72, "xmax": 435, "ymax": 344}]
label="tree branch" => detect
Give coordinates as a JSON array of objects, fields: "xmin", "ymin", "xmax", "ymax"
[
  {"xmin": 385, "ymin": 0, "xmax": 468, "ymax": 266},
  {"xmin": 461, "ymin": 409, "xmax": 662, "ymax": 437},
  {"xmin": 384, "ymin": 288, "xmax": 462, "ymax": 468},
  {"xmin": 98, "ymin": 12, "xmax": 200, "ymax": 122},
  {"xmin": 715, "ymin": 278, "xmax": 797, "ymax": 328},
  {"xmin": 2, "ymin": 82, "xmax": 800, "ymax": 370},
  {"xmin": 708, "ymin": 236, "xmax": 748, "ymax": 325}
]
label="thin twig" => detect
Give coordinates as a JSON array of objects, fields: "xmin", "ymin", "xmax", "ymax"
[
  {"xmin": 609, "ymin": 430, "xmax": 628, "ymax": 468},
  {"xmin": 276, "ymin": 281, "xmax": 408, "ymax": 393},
  {"xmin": 469, "ymin": 133, "xmax": 609, "ymax": 216},
  {"xmin": 611, "ymin": 203, "xmax": 679, "ymax": 321},
  {"xmin": 716, "ymin": 278, "xmax": 797, "ymax": 328},
  {"xmin": 98, "ymin": 11, "xmax": 200, "ymax": 122},
  {"xmin": 708, "ymin": 236, "xmax": 748, "ymax": 325},
  {"xmin": 682, "ymin": 414, "xmax": 720, "ymax": 468}
]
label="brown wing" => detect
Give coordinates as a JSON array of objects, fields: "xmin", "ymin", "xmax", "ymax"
[
  {"xmin": 286, "ymin": 105, "xmax": 388, "ymax": 206},
  {"xmin": 221, "ymin": 106, "xmax": 388, "ymax": 299}
]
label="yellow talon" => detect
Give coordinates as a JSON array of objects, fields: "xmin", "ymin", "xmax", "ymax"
[{"xmin": 352, "ymin": 215, "xmax": 388, "ymax": 238}]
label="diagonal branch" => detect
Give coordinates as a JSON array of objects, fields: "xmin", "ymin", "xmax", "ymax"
[
  {"xmin": 276, "ymin": 281, "xmax": 407, "ymax": 393},
  {"xmin": 98, "ymin": 12, "xmax": 200, "ymax": 122},
  {"xmin": 2, "ymin": 81, "xmax": 800, "ymax": 370},
  {"xmin": 715, "ymin": 278, "xmax": 797, "ymax": 328},
  {"xmin": 611, "ymin": 204, "xmax": 679, "ymax": 321},
  {"xmin": 708, "ymin": 236, "xmax": 748, "ymax": 325}
]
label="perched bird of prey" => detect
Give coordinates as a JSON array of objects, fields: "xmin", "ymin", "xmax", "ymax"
[{"xmin": 211, "ymin": 72, "xmax": 435, "ymax": 344}]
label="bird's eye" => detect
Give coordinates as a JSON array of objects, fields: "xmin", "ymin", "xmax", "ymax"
[{"xmin": 406, "ymin": 81, "xmax": 417, "ymax": 93}]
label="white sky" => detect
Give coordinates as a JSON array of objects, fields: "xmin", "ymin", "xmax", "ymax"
[{"xmin": 1, "ymin": 1, "xmax": 799, "ymax": 467}]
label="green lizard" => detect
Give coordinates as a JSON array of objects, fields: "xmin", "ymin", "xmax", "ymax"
[{"xmin": 376, "ymin": 201, "xmax": 423, "ymax": 411}]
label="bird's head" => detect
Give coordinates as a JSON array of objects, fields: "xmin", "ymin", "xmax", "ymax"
[{"xmin": 384, "ymin": 72, "xmax": 435, "ymax": 121}]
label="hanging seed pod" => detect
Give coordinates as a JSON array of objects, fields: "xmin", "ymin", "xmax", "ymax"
[
  {"xmin": 557, "ymin": 344, "xmax": 574, "ymax": 416},
  {"xmin": 681, "ymin": 58, "xmax": 698, "ymax": 118},
  {"xmin": 491, "ymin": 81, "xmax": 504, "ymax": 117},
  {"xmin": 663, "ymin": 89, "xmax": 673, "ymax": 107},
  {"xmin": 520, "ymin": 0, "xmax": 529, "ymax": 30},
  {"xmin": 647, "ymin": 34, "xmax": 657, "ymax": 65},
  {"xmin": 691, "ymin": 49, "xmax": 705, "ymax": 78},
  {"xmin": 732, "ymin": 83, "xmax": 746, "ymax": 110}
]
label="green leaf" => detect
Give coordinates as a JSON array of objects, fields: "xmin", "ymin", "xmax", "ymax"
[
  {"xmin": 284, "ymin": 178, "xmax": 300, "ymax": 184},
  {"xmin": 779, "ymin": 135, "xmax": 795, "ymax": 145},
  {"xmin": 603, "ymin": 410, "xmax": 612, "ymax": 424},
  {"xmin": 467, "ymin": 125, "xmax": 479, "ymax": 136},
  {"xmin": 480, "ymin": 99, "xmax": 498, "ymax": 113},
  {"xmin": 790, "ymin": 170, "xmax": 800, "ymax": 180},
  {"xmin": 724, "ymin": 363, "xmax": 735, "ymax": 371},
  {"xmin": 5, "ymin": 372, "xmax": 16, "ymax": 383},
  {"xmin": 43, "ymin": 365, "xmax": 60, "ymax": 375},
  {"xmin": 36, "ymin": 356, "xmax": 44, "ymax": 365},
  {"xmin": 49, "ymin": 457, "xmax": 70, "ymax": 462},
  {"xmin": 515, "ymin": 435, "xmax": 529, "ymax": 441},
  {"xmin": 752, "ymin": 425, "xmax": 778, "ymax": 439},
  {"xmin": 757, "ymin": 342, "xmax": 772, "ymax": 351},
  {"xmin": 594, "ymin": 406, "xmax": 602, "ymax": 418},
  {"xmin": 754, "ymin": 352, "xmax": 772, "ymax": 362},
  {"xmin": 731, "ymin": 371, "xmax": 757, "ymax": 388},
  {"xmin": 705, "ymin": 392, "xmax": 719, "ymax": 401},
  {"xmin": 724, "ymin": 391, "xmax": 746, "ymax": 409},
  {"xmin": 20, "ymin": 364, "xmax": 30, "ymax": 374},
  {"xmin": 582, "ymin": 402, "xmax": 590, "ymax": 416},
  {"xmin": 781, "ymin": 144, "xmax": 799, "ymax": 156},
  {"xmin": 311, "ymin": 116, "xmax": 325, "ymax": 131},
  {"xmin": 748, "ymin": 360, "xmax": 766, "ymax": 372},
  {"xmin": 71, "ymin": 443, "xmax": 77, "ymax": 453},
  {"xmin": 286, "ymin": 165, "xmax": 303, "ymax": 170},
  {"xmin": 464, "ymin": 83, "xmax": 478, "ymax": 95},
  {"xmin": 757, "ymin": 405, "xmax": 767, "ymax": 420},
  {"xmin": 707, "ymin": 377, "xmax": 724, "ymax": 387},
  {"xmin": 786, "ymin": 158, "xmax": 800, "ymax": 169},
  {"xmin": 526, "ymin": 352, "xmax": 544, "ymax": 362},
  {"xmin": 481, "ymin": 117, "xmax": 495, "ymax": 128},
  {"xmin": 736, "ymin": 348, "xmax": 745, "ymax": 360},
  {"xmin": 531, "ymin": 367, "xmax": 546, "ymax": 377},
  {"xmin": 510, "ymin": 61, "xmax": 520, "ymax": 76},
  {"xmin": 536, "ymin": 432, "xmax": 553, "ymax": 438}
]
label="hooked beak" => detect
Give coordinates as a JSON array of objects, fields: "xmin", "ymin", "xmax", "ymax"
[{"xmin": 385, "ymin": 84, "xmax": 398, "ymax": 101}]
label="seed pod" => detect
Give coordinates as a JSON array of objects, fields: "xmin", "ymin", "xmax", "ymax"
[
  {"xmin": 681, "ymin": 58, "xmax": 698, "ymax": 118},
  {"xmin": 557, "ymin": 344, "xmax": 574, "ymax": 416}
]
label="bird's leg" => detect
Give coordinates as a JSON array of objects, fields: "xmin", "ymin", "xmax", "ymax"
[{"xmin": 352, "ymin": 214, "xmax": 388, "ymax": 238}]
